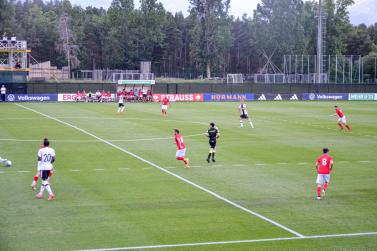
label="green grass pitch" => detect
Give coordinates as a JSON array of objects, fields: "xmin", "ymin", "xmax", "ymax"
[{"xmin": 0, "ymin": 101, "xmax": 376, "ymax": 251}]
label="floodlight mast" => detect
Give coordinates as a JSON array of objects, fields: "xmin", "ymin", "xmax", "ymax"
[
  {"xmin": 317, "ymin": 0, "xmax": 323, "ymax": 83},
  {"xmin": 316, "ymin": 0, "xmax": 328, "ymax": 83}
]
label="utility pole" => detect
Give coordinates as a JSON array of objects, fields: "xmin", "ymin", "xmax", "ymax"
[{"xmin": 59, "ymin": 14, "xmax": 71, "ymax": 77}]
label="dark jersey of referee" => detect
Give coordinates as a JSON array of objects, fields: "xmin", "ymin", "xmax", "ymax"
[{"xmin": 208, "ymin": 127, "xmax": 219, "ymax": 149}]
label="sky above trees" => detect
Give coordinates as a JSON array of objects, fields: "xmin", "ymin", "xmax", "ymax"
[{"xmin": 70, "ymin": 0, "xmax": 376, "ymax": 25}]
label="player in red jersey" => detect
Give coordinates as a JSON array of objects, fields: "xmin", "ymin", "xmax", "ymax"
[
  {"xmin": 174, "ymin": 129, "xmax": 190, "ymax": 168},
  {"xmin": 161, "ymin": 97, "xmax": 170, "ymax": 117},
  {"xmin": 332, "ymin": 105, "xmax": 351, "ymax": 131},
  {"xmin": 315, "ymin": 148, "xmax": 334, "ymax": 200}
]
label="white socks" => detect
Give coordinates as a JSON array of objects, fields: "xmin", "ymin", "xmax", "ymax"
[
  {"xmin": 40, "ymin": 180, "xmax": 53, "ymax": 195},
  {"xmin": 46, "ymin": 184, "xmax": 53, "ymax": 195}
]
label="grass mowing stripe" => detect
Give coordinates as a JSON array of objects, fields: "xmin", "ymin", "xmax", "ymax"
[
  {"xmin": 15, "ymin": 103, "xmax": 305, "ymax": 238},
  {"xmin": 74, "ymin": 232, "xmax": 377, "ymax": 251}
]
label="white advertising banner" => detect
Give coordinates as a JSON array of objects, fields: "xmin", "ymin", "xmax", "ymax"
[{"xmin": 58, "ymin": 93, "xmax": 115, "ymax": 102}]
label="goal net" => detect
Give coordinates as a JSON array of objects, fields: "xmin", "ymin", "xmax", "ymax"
[{"xmin": 227, "ymin": 74, "xmax": 244, "ymax": 84}]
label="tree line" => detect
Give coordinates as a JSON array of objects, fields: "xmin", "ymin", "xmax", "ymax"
[{"xmin": 1, "ymin": 0, "xmax": 376, "ymax": 78}]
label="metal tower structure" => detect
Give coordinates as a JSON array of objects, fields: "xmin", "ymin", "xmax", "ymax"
[
  {"xmin": 0, "ymin": 36, "xmax": 31, "ymax": 83},
  {"xmin": 0, "ymin": 36, "xmax": 30, "ymax": 71},
  {"xmin": 317, "ymin": 0, "xmax": 327, "ymax": 83}
]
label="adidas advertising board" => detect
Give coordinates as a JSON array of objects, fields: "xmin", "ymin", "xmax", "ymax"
[{"xmin": 256, "ymin": 94, "xmax": 302, "ymax": 101}]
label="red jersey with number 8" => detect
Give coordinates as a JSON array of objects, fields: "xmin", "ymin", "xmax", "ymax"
[
  {"xmin": 175, "ymin": 134, "xmax": 186, "ymax": 150},
  {"xmin": 317, "ymin": 154, "xmax": 333, "ymax": 174},
  {"xmin": 335, "ymin": 108, "xmax": 344, "ymax": 118}
]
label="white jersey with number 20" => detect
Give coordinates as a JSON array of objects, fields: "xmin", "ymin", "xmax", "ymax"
[{"xmin": 38, "ymin": 147, "xmax": 55, "ymax": 170}]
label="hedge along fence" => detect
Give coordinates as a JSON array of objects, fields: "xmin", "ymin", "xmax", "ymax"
[
  {"xmin": 3, "ymin": 82, "xmax": 377, "ymax": 94},
  {"xmin": 154, "ymin": 83, "xmax": 377, "ymax": 94}
]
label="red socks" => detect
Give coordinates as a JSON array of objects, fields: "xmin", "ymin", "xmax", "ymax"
[
  {"xmin": 324, "ymin": 183, "xmax": 328, "ymax": 191},
  {"xmin": 176, "ymin": 157, "xmax": 184, "ymax": 161},
  {"xmin": 33, "ymin": 175, "xmax": 39, "ymax": 182},
  {"xmin": 338, "ymin": 123, "xmax": 344, "ymax": 130},
  {"xmin": 317, "ymin": 185, "xmax": 322, "ymax": 197},
  {"xmin": 345, "ymin": 124, "xmax": 351, "ymax": 131}
]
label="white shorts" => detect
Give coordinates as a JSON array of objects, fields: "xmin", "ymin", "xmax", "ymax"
[
  {"xmin": 161, "ymin": 105, "xmax": 168, "ymax": 110},
  {"xmin": 316, "ymin": 174, "xmax": 330, "ymax": 184},
  {"xmin": 38, "ymin": 165, "xmax": 53, "ymax": 171},
  {"xmin": 338, "ymin": 116, "xmax": 346, "ymax": 124},
  {"xmin": 176, "ymin": 148, "xmax": 186, "ymax": 158}
]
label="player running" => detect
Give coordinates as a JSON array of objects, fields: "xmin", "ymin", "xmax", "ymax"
[
  {"xmin": 174, "ymin": 129, "xmax": 190, "ymax": 168},
  {"xmin": 315, "ymin": 148, "xmax": 334, "ymax": 200},
  {"xmin": 332, "ymin": 105, "xmax": 351, "ymax": 131},
  {"xmin": 238, "ymin": 99, "xmax": 254, "ymax": 128},
  {"xmin": 117, "ymin": 93, "xmax": 125, "ymax": 113},
  {"xmin": 35, "ymin": 138, "xmax": 56, "ymax": 201},
  {"xmin": 206, "ymin": 122, "xmax": 220, "ymax": 163},
  {"xmin": 161, "ymin": 97, "xmax": 170, "ymax": 117}
]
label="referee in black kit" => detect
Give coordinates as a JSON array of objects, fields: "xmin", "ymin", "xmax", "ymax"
[{"xmin": 206, "ymin": 122, "xmax": 220, "ymax": 163}]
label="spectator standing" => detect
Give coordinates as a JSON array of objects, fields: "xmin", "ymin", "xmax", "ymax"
[
  {"xmin": 138, "ymin": 89, "xmax": 143, "ymax": 102},
  {"xmin": 142, "ymin": 88, "xmax": 147, "ymax": 102},
  {"xmin": 1, "ymin": 85, "xmax": 6, "ymax": 102},
  {"xmin": 95, "ymin": 90, "xmax": 101, "ymax": 102}
]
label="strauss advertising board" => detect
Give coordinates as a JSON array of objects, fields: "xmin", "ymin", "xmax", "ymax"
[{"xmin": 152, "ymin": 94, "xmax": 204, "ymax": 102}]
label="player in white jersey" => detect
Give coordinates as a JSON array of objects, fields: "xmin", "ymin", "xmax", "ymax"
[
  {"xmin": 238, "ymin": 99, "xmax": 254, "ymax": 128},
  {"xmin": 0, "ymin": 156, "xmax": 9, "ymax": 166},
  {"xmin": 35, "ymin": 138, "xmax": 56, "ymax": 201},
  {"xmin": 117, "ymin": 94, "xmax": 125, "ymax": 113}
]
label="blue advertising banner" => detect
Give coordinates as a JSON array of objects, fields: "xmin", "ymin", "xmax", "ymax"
[
  {"xmin": 6, "ymin": 94, "xmax": 58, "ymax": 102},
  {"xmin": 204, "ymin": 93, "xmax": 254, "ymax": 102},
  {"xmin": 303, "ymin": 93, "xmax": 348, "ymax": 101},
  {"xmin": 255, "ymin": 93, "xmax": 302, "ymax": 101}
]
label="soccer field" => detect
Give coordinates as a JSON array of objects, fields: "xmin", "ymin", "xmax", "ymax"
[{"xmin": 0, "ymin": 101, "xmax": 377, "ymax": 251}]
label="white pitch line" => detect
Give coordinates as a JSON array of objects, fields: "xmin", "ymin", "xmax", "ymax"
[
  {"xmin": 0, "ymin": 138, "xmax": 80, "ymax": 142},
  {"xmin": 192, "ymin": 165, "xmax": 201, "ymax": 168},
  {"xmin": 297, "ymin": 162, "xmax": 308, "ymax": 165},
  {"xmin": 73, "ymin": 232, "xmax": 377, "ymax": 251},
  {"xmin": 17, "ymin": 170, "xmax": 31, "ymax": 173},
  {"xmin": 0, "ymin": 116, "xmax": 209, "ymax": 126},
  {"xmin": 359, "ymin": 160, "xmax": 370, "ymax": 163},
  {"xmin": 95, "ymin": 169, "xmax": 105, "ymax": 171},
  {"xmin": 0, "ymin": 133, "xmax": 205, "ymax": 143},
  {"xmin": 118, "ymin": 168, "xmax": 130, "ymax": 170},
  {"xmin": 277, "ymin": 162, "xmax": 288, "ymax": 165},
  {"xmin": 70, "ymin": 169, "xmax": 81, "ymax": 172},
  {"xmin": 232, "ymin": 164, "xmax": 245, "ymax": 167},
  {"xmin": 16, "ymin": 103, "xmax": 304, "ymax": 238},
  {"xmin": 256, "ymin": 163, "xmax": 266, "ymax": 166}
]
